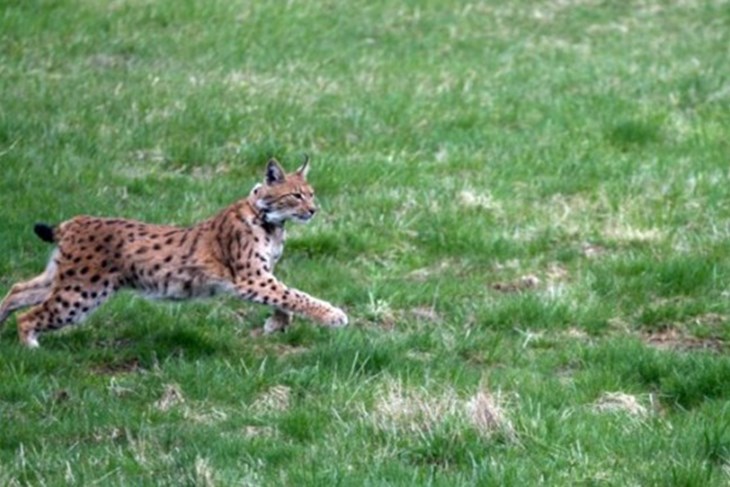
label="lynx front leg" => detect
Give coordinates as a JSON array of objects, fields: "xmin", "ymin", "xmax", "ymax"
[{"xmin": 236, "ymin": 275, "xmax": 348, "ymax": 328}]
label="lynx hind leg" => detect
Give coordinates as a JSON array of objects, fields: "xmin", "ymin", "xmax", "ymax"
[
  {"xmin": 0, "ymin": 278, "xmax": 52, "ymax": 325},
  {"xmin": 0, "ymin": 251, "xmax": 58, "ymax": 325},
  {"xmin": 17, "ymin": 279, "xmax": 117, "ymax": 348},
  {"xmin": 264, "ymin": 309, "xmax": 293, "ymax": 334}
]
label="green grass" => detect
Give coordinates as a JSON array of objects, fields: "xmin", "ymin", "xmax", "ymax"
[{"xmin": 2, "ymin": 0, "xmax": 730, "ymax": 484}]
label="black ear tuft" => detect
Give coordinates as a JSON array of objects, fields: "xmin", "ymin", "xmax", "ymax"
[
  {"xmin": 266, "ymin": 158, "xmax": 286, "ymax": 185},
  {"xmin": 297, "ymin": 154, "xmax": 311, "ymax": 178}
]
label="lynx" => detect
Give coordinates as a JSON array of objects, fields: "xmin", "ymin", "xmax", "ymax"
[{"xmin": 0, "ymin": 157, "xmax": 348, "ymax": 348}]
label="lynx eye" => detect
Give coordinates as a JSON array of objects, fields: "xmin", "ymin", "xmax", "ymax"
[{"xmin": 293, "ymin": 193, "xmax": 304, "ymax": 200}]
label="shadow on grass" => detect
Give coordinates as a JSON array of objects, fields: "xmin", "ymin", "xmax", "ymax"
[{"xmin": 16, "ymin": 324, "xmax": 230, "ymax": 376}]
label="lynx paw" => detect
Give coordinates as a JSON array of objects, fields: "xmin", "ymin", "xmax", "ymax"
[
  {"xmin": 323, "ymin": 307, "xmax": 348, "ymax": 328},
  {"xmin": 19, "ymin": 329, "xmax": 39, "ymax": 348}
]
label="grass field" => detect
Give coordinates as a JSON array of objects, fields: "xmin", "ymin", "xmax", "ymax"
[{"xmin": 2, "ymin": 0, "xmax": 730, "ymax": 485}]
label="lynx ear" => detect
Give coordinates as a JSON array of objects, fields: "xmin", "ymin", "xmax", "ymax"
[
  {"xmin": 296, "ymin": 154, "xmax": 310, "ymax": 179},
  {"xmin": 265, "ymin": 158, "xmax": 286, "ymax": 185}
]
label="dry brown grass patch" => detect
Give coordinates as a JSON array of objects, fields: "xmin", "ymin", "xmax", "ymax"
[
  {"xmin": 155, "ymin": 383, "xmax": 185, "ymax": 412},
  {"xmin": 365, "ymin": 380, "xmax": 516, "ymax": 441},
  {"xmin": 593, "ymin": 392, "xmax": 648, "ymax": 417},
  {"xmin": 251, "ymin": 385, "xmax": 291, "ymax": 413},
  {"xmin": 466, "ymin": 390, "xmax": 516, "ymax": 440}
]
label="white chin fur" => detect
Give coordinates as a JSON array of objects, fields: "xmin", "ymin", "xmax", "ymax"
[{"xmin": 264, "ymin": 211, "xmax": 286, "ymax": 223}]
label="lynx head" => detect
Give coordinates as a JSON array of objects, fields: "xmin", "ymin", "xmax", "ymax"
[{"xmin": 251, "ymin": 156, "xmax": 317, "ymax": 224}]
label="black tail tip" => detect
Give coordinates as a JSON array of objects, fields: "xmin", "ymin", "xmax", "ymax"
[{"xmin": 33, "ymin": 223, "xmax": 55, "ymax": 243}]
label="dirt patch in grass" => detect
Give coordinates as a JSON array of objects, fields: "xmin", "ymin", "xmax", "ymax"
[
  {"xmin": 410, "ymin": 306, "xmax": 442, "ymax": 323},
  {"xmin": 246, "ymin": 336, "xmax": 310, "ymax": 357},
  {"xmin": 87, "ymin": 53, "xmax": 134, "ymax": 70},
  {"xmin": 271, "ymin": 344, "xmax": 310, "ymax": 357},
  {"xmin": 643, "ymin": 328, "xmax": 725, "ymax": 353},
  {"xmin": 458, "ymin": 189, "xmax": 503, "ymax": 214},
  {"xmin": 241, "ymin": 425, "xmax": 278, "ymax": 439},
  {"xmin": 407, "ymin": 259, "xmax": 463, "ymax": 282},
  {"xmin": 491, "ymin": 274, "xmax": 540, "ymax": 293},
  {"xmin": 489, "ymin": 261, "xmax": 572, "ymax": 296},
  {"xmin": 358, "ymin": 304, "xmax": 444, "ymax": 330},
  {"xmin": 690, "ymin": 312, "xmax": 726, "ymax": 327},
  {"xmin": 95, "ymin": 337, "xmax": 137, "ymax": 349},
  {"xmin": 581, "ymin": 242, "xmax": 608, "ymax": 258},
  {"xmin": 92, "ymin": 357, "xmax": 142, "ymax": 375}
]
